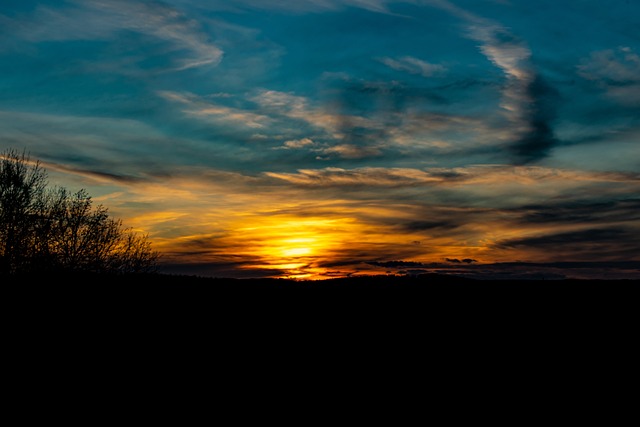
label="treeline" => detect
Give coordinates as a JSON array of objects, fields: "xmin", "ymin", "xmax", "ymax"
[{"xmin": 0, "ymin": 149, "xmax": 158, "ymax": 276}]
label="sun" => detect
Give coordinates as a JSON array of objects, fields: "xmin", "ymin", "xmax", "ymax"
[
  {"xmin": 281, "ymin": 247, "xmax": 312, "ymax": 257},
  {"xmin": 278, "ymin": 238, "xmax": 315, "ymax": 258},
  {"xmin": 229, "ymin": 216, "xmax": 358, "ymax": 279}
]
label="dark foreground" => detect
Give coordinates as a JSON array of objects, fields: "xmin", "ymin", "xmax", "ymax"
[
  {"xmin": 4, "ymin": 270, "xmax": 639, "ymax": 289},
  {"xmin": 4, "ymin": 272, "xmax": 638, "ymax": 353},
  {"xmin": 4, "ymin": 271, "xmax": 638, "ymax": 311}
]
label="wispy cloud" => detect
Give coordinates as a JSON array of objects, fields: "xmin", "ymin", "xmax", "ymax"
[
  {"xmin": 5, "ymin": 0, "xmax": 222, "ymax": 72},
  {"xmin": 266, "ymin": 167, "xmax": 442, "ymax": 186},
  {"xmin": 160, "ymin": 88, "xmax": 388, "ymax": 159},
  {"xmin": 379, "ymin": 56, "xmax": 447, "ymax": 77},
  {"xmin": 265, "ymin": 164, "xmax": 640, "ymax": 188},
  {"xmin": 495, "ymin": 227, "xmax": 640, "ymax": 262},
  {"xmin": 158, "ymin": 91, "xmax": 272, "ymax": 128},
  {"xmin": 164, "ymin": 88, "xmax": 341, "ymax": 139},
  {"xmin": 250, "ymin": 89, "xmax": 374, "ymax": 137},
  {"xmin": 578, "ymin": 47, "xmax": 640, "ymax": 106},
  {"xmin": 280, "ymin": 138, "xmax": 316, "ymax": 149},
  {"xmin": 318, "ymin": 144, "xmax": 383, "ymax": 159},
  {"xmin": 425, "ymin": 0, "xmax": 559, "ymax": 163},
  {"xmin": 177, "ymin": 0, "xmax": 399, "ymax": 14}
]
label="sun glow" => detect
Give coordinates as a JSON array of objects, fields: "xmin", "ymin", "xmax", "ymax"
[
  {"xmin": 278, "ymin": 238, "xmax": 316, "ymax": 257},
  {"xmin": 147, "ymin": 199, "xmax": 504, "ymax": 279},
  {"xmin": 227, "ymin": 216, "xmax": 358, "ymax": 279}
]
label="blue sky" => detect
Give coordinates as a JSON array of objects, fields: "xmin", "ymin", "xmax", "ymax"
[{"xmin": 1, "ymin": 0, "xmax": 639, "ymax": 279}]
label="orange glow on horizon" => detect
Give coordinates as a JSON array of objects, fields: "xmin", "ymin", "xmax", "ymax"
[
  {"xmin": 118, "ymin": 190, "xmax": 574, "ymax": 279},
  {"xmin": 231, "ymin": 217, "xmax": 354, "ymax": 279}
]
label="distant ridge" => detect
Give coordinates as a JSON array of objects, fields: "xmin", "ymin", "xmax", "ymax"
[{"xmin": 4, "ymin": 271, "xmax": 639, "ymax": 332}]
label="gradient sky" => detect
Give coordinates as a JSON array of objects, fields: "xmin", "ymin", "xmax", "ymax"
[{"xmin": 1, "ymin": 0, "xmax": 639, "ymax": 279}]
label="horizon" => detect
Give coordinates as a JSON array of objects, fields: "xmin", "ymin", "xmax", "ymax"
[{"xmin": 1, "ymin": 1, "xmax": 639, "ymax": 280}]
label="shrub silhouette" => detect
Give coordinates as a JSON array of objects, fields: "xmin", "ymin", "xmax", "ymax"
[{"xmin": 0, "ymin": 148, "xmax": 159, "ymax": 275}]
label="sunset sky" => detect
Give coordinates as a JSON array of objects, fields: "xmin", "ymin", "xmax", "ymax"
[{"xmin": 1, "ymin": 0, "xmax": 639, "ymax": 279}]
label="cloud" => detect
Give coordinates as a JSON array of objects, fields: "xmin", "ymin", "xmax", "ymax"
[
  {"xmin": 469, "ymin": 22, "xmax": 558, "ymax": 163},
  {"xmin": 367, "ymin": 260, "xmax": 428, "ymax": 268},
  {"xmin": 265, "ymin": 167, "xmax": 444, "ymax": 186},
  {"xmin": 579, "ymin": 47, "xmax": 640, "ymax": 82},
  {"xmin": 160, "ymin": 88, "xmax": 391, "ymax": 160},
  {"xmin": 445, "ymin": 258, "xmax": 477, "ymax": 263},
  {"xmin": 495, "ymin": 228, "xmax": 640, "ymax": 261},
  {"xmin": 316, "ymin": 77, "xmax": 463, "ymax": 157},
  {"xmin": 512, "ymin": 199, "xmax": 640, "ymax": 226},
  {"xmin": 379, "ymin": 56, "xmax": 447, "ymax": 77},
  {"xmin": 363, "ymin": 260, "xmax": 640, "ymax": 281},
  {"xmin": 158, "ymin": 91, "xmax": 272, "ymax": 129},
  {"xmin": 251, "ymin": 89, "xmax": 374, "ymax": 137},
  {"xmin": 578, "ymin": 47, "xmax": 640, "ymax": 106},
  {"xmin": 24, "ymin": 152, "xmax": 636, "ymax": 277},
  {"xmin": 175, "ymin": 0, "xmax": 398, "ymax": 14},
  {"xmin": 400, "ymin": 220, "xmax": 460, "ymax": 232},
  {"xmin": 0, "ymin": 109, "xmax": 181, "ymax": 175},
  {"xmin": 317, "ymin": 144, "xmax": 383, "ymax": 159},
  {"xmin": 282, "ymin": 138, "xmax": 315, "ymax": 149},
  {"xmin": 160, "ymin": 88, "xmax": 379, "ymax": 154},
  {"xmin": 6, "ymin": 0, "xmax": 222, "ymax": 72},
  {"xmin": 265, "ymin": 164, "xmax": 640, "ymax": 188},
  {"xmin": 162, "ymin": 80, "xmax": 496, "ymax": 161},
  {"xmin": 426, "ymin": 0, "xmax": 559, "ymax": 163}
]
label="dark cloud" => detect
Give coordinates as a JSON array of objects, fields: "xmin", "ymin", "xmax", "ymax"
[
  {"xmin": 499, "ymin": 228, "xmax": 626, "ymax": 247},
  {"xmin": 511, "ymin": 75, "xmax": 560, "ymax": 164},
  {"xmin": 445, "ymin": 258, "xmax": 477, "ymax": 264},
  {"xmin": 343, "ymin": 80, "xmax": 449, "ymax": 106},
  {"xmin": 327, "ymin": 81, "xmax": 404, "ymax": 154},
  {"xmin": 319, "ymin": 77, "xmax": 453, "ymax": 160},
  {"xmin": 496, "ymin": 227, "xmax": 640, "ymax": 260},
  {"xmin": 41, "ymin": 160, "xmax": 147, "ymax": 184},
  {"xmin": 158, "ymin": 262, "xmax": 288, "ymax": 279},
  {"xmin": 361, "ymin": 259, "xmax": 640, "ymax": 280},
  {"xmin": 400, "ymin": 220, "xmax": 460, "ymax": 232},
  {"xmin": 515, "ymin": 199, "xmax": 640, "ymax": 225},
  {"xmin": 367, "ymin": 260, "xmax": 428, "ymax": 268},
  {"xmin": 317, "ymin": 259, "xmax": 368, "ymax": 269},
  {"xmin": 428, "ymin": 0, "xmax": 564, "ymax": 164}
]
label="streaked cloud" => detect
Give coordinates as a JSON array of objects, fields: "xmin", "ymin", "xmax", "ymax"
[
  {"xmin": 379, "ymin": 56, "xmax": 447, "ymax": 77},
  {"xmin": 265, "ymin": 165, "xmax": 640, "ymax": 188},
  {"xmin": 495, "ymin": 227, "xmax": 640, "ymax": 262},
  {"xmin": 266, "ymin": 167, "xmax": 441, "ymax": 186},
  {"xmin": 3, "ymin": 0, "xmax": 222, "ymax": 72},
  {"xmin": 251, "ymin": 89, "xmax": 374, "ymax": 137},
  {"xmin": 425, "ymin": 0, "xmax": 559, "ymax": 163},
  {"xmin": 174, "ymin": 0, "xmax": 400, "ymax": 14},
  {"xmin": 579, "ymin": 47, "xmax": 640, "ymax": 106},
  {"xmin": 158, "ymin": 91, "xmax": 272, "ymax": 128},
  {"xmin": 281, "ymin": 138, "xmax": 315, "ymax": 149}
]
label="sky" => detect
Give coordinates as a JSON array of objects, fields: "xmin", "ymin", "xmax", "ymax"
[{"xmin": 1, "ymin": 0, "xmax": 639, "ymax": 280}]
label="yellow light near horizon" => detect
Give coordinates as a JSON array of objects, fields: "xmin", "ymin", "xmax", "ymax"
[
  {"xmin": 277, "ymin": 237, "xmax": 316, "ymax": 257},
  {"xmin": 281, "ymin": 247, "xmax": 312, "ymax": 257},
  {"xmin": 228, "ymin": 216, "xmax": 356, "ymax": 279},
  {"xmin": 158, "ymin": 205, "xmax": 498, "ymax": 279},
  {"xmin": 268, "ymin": 262, "xmax": 307, "ymax": 270}
]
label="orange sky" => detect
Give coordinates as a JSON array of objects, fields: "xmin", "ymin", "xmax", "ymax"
[{"xmin": 41, "ymin": 163, "xmax": 638, "ymax": 279}]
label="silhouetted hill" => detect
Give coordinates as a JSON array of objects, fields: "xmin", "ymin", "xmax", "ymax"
[
  {"xmin": 5, "ymin": 271, "xmax": 638, "ymax": 309},
  {"xmin": 5, "ymin": 270, "xmax": 638, "ymax": 287},
  {"xmin": 5, "ymin": 271, "xmax": 638, "ymax": 352}
]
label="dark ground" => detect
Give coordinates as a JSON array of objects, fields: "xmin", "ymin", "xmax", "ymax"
[
  {"xmin": 4, "ymin": 271, "xmax": 638, "ymax": 379},
  {"xmin": 4, "ymin": 271, "xmax": 638, "ymax": 315}
]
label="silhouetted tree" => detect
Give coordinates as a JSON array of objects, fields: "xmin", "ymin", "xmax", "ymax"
[{"xmin": 0, "ymin": 148, "xmax": 159, "ymax": 276}]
